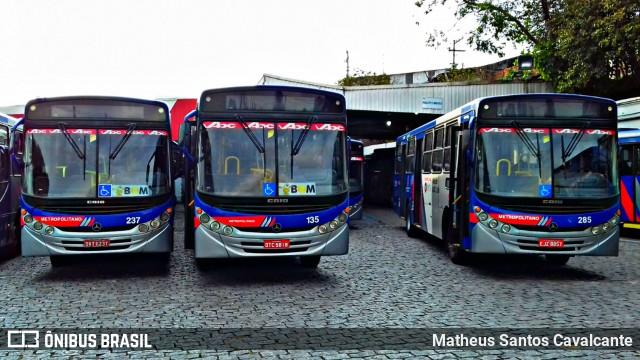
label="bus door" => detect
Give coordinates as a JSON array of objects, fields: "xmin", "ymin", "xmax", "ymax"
[
  {"xmin": 620, "ymin": 144, "xmax": 640, "ymax": 227},
  {"xmin": 447, "ymin": 125, "xmax": 470, "ymax": 247},
  {"xmin": 398, "ymin": 143, "xmax": 408, "ymax": 217},
  {"xmin": 0, "ymin": 124, "xmax": 11, "ymax": 246},
  {"xmin": 413, "ymin": 137, "xmax": 423, "ymax": 227}
]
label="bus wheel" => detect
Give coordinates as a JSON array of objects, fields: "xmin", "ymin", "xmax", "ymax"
[
  {"xmin": 196, "ymin": 258, "xmax": 212, "ymax": 271},
  {"xmin": 444, "ymin": 217, "xmax": 467, "ymax": 265},
  {"xmin": 184, "ymin": 204, "xmax": 195, "ymax": 250},
  {"xmin": 545, "ymin": 254, "xmax": 570, "ymax": 265},
  {"xmin": 300, "ymin": 255, "xmax": 321, "ymax": 268},
  {"xmin": 50, "ymin": 256, "xmax": 68, "ymax": 268},
  {"xmin": 405, "ymin": 206, "xmax": 419, "ymax": 238}
]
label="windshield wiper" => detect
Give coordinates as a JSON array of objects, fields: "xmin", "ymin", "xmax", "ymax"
[
  {"xmin": 291, "ymin": 116, "xmax": 317, "ymax": 156},
  {"xmin": 290, "ymin": 116, "xmax": 317, "ymax": 177},
  {"xmin": 235, "ymin": 114, "xmax": 264, "ymax": 153},
  {"xmin": 58, "ymin": 122, "xmax": 85, "ymax": 160},
  {"xmin": 109, "ymin": 123, "xmax": 137, "ymax": 160},
  {"xmin": 561, "ymin": 122, "xmax": 589, "ymax": 164},
  {"xmin": 511, "ymin": 121, "xmax": 540, "ymax": 158}
]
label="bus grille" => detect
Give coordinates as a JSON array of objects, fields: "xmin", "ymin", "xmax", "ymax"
[
  {"xmin": 214, "ymin": 203, "xmax": 334, "ymax": 215},
  {"xmin": 38, "ymin": 204, "xmax": 154, "ymax": 215}
]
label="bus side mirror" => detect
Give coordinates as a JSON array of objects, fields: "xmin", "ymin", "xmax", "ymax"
[{"xmin": 170, "ymin": 142, "xmax": 184, "ymax": 180}]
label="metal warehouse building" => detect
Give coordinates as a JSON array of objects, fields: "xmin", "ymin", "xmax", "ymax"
[{"xmin": 260, "ymin": 73, "xmax": 554, "ymax": 140}]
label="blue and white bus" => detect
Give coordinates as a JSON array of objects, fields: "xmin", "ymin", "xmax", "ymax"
[
  {"xmin": 180, "ymin": 86, "xmax": 350, "ymax": 269},
  {"xmin": 617, "ymin": 97, "xmax": 640, "ymax": 231},
  {"xmin": 17, "ymin": 97, "xmax": 181, "ymax": 266},
  {"xmin": 0, "ymin": 113, "xmax": 22, "ymax": 258},
  {"xmin": 394, "ymin": 94, "xmax": 620, "ymax": 265},
  {"xmin": 348, "ymin": 138, "xmax": 364, "ymax": 220}
]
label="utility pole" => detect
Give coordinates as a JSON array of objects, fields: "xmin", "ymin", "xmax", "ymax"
[
  {"xmin": 345, "ymin": 50, "xmax": 350, "ymax": 78},
  {"xmin": 448, "ymin": 38, "xmax": 465, "ymax": 68}
]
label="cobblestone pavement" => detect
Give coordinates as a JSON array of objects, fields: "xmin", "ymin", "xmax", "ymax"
[{"xmin": 0, "ymin": 205, "xmax": 638, "ymax": 359}]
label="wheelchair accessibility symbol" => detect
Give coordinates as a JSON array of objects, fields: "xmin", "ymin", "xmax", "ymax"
[
  {"xmin": 263, "ymin": 183, "xmax": 275, "ymax": 197},
  {"xmin": 539, "ymin": 185, "xmax": 552, "ymax": 198},
  {"xmin": 99, "ymin": 184, "xmax": 112, "ymax": 197}
]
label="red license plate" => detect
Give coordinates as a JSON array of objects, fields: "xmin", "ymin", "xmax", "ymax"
[
  {"xmin": 84, "ymin": 239, "xmax": 110, "ymax": 248},
  {"xmin": 263, "ymin": 240, "xmax": 290, "ymax": 249},
  {"xmin": 538, "ymin": 239, "xmax": 564, "ymax": 248}
]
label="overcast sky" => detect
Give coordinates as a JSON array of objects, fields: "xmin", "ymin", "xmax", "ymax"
[{"xmin": 0, "ymin": 0, "xmax": 521, "ymax": 106}]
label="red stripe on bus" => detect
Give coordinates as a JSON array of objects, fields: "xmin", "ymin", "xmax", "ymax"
[{"xmin": 620, "ymin": 181, "xmax": 634, "ymax": 223}]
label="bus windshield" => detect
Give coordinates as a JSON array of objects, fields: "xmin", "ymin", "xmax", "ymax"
[
  {"xmin": 24, "ymin": 128, "xmax": 170, "ymax": 198},
  {"xmin": 475, "ymin": 127, "xmax": 618, "ymax": 198},
  {"xmin": 197, "ymin": 121, "xmax": 348, "ymax": 197}
]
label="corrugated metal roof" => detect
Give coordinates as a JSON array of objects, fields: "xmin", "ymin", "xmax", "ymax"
[{"xmin": 260, "ymin": 74, "xmax": 553, "ymax": 114}]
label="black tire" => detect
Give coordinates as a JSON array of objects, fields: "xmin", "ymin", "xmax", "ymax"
[
  {"xmin": 444, "ymin": 215, "xmax": 467, "ymax": 265},
  {"xmin": 545, "ymin": 254, "xmax": 570, "ymax": 265},
  {"xmin": 300, "ymin": 255, "xmax": 321, "ymax": 268},
  {"xmin": 184, "ymin": 204, "xmax": 195, "ymax": 250},
  {"xmin": 405, "ymin": 206, "xmax": 419, "ymax": 238},
  {"xmin": 50, "ymin": 256, "xmax": 68, "ymax": 268},
  {"xmin": 195, "ymin": 258, "xmax": 211, "ymax": 271}
]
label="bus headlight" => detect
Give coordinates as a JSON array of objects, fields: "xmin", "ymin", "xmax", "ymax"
[
  {"xmin": 329, "ymin": 220, "xmax": 339, "ymax": 230},
  {"xmin": 33, "ymin": 222, "xmax": 43, "ymax": 231},
  {"xmin": 338, "ymin": 212, "xmax": 348, "ymax": 222},
  {"xmin": 210, "ymin": 221, "xmax": 221, "ymax": 231},
  {"xmin": 44, "ymin": 226, "xmax": 54, "ymax": 235},
  {"xmin": 138, "ymin": 224, "xmax": 149, "ymax": 232},
  {"xmin": 200, "ymin": 214, "xmax": 210, "ymax": 224},
  {"xmin": 488, "ymin": 220, "xmax": 498, "ymax": 228},
  {"xmin": 222, "ymin": 226, "xmax": 233, "ymax": 235},
  {"xmin": 24, "ymin": 215, "xmax": 33, "ymax": 224},
  {"xmin": 477, "ymin": 212, "xmax": 488, "ymax": 221},
  {"xmin": 150, "ymin": 219, "xmax": 161, "ymax": 229},
  {"xmin": 501, "ymin": 224, "xmax": 511, "ymax": 233},
  {"xmin": 610, "ymin": 216, "xmax": 619, "ymax": 226},
  {"xmin": 160, "ymin": 212, "xmax": 171, "ymax": 222},
  {"xmin": 591, "ymin": 226, "xmax": 601, "ymax": 235},
  {"xmin": 318, "ymin": 225, "xmax": 328, "ymax": 234},
  {"xmin": 602, "ymin": 222, "xmax": 611, "ymax": 231}
]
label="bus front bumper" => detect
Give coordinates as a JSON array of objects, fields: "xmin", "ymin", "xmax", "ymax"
[
  {"xmin": 21, "ymin": 223, "xmax": 173, "ymax": 256},
  {"xmin": 470, "ymin": 223, "xmax": 619, "ymax": 256},
  {"xmin": 194, "ymin": 223, "xmax": 349, "ymax": 259}
]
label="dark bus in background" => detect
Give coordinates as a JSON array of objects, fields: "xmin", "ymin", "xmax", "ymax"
[
  {"xmin": 0, "ymin": 113, "xmax": 23, "ymax": 258},
  {"xmin": 348, "ymin": 137, "xmax": 364, "ymax": 220},
  {"xmin": 16, "ymin": 97, "xmax": 181, "ymax": 267}
]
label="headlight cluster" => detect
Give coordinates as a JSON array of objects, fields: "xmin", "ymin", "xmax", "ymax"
[
  {"xmin": 196, "ymin": 207, "xmax": 234, "ymax": 236},
  {"xmin": 22, "ymin": 209, "xmax": 54, "ymax": 235},
  {"xmin": 590, "ymin": 214, "xmax": 619, "ymax": 235},
  {"xmin": 349, "ymin": 201, "xmax": 361, "ymax": 217},
  {"xmin": 474, "ymin": 206, "xmax": 512, "ymax": 233},
  {"xmin": 318, "ymin": 208, "xmax": 350, "ymax": 234},
  {"xmin": 138, "ymin": 208, "xmax": 173, "ymax": 233}
]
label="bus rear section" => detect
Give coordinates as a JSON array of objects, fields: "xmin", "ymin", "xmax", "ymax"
[
  {"xmin": 348, "ymin": 138, "xmax": 364, "ymax": 220},
  {"xmin": 396, "ymin": 94, "xmax": 620, "ymax": 266},
  {"xmin": 183, "ymin": 86, "xmax": 350, "ymax": 269},
  {"xmin": 17, "ymin": 97, "xmax": 179, "ymax": 266},
  {"xmin": 0, "ymin": 113, "xmax": 22, "ymax": 258}
]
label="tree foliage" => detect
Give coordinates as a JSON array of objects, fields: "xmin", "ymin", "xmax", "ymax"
[
  {"xmin": 337, "ymin": 69, "xmax": 391, "ymax": 86},
  {"xmin": 415, "ymin": 0, "xmax": 640, "ymax": 99}
]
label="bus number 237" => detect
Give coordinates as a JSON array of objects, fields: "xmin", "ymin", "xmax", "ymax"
[{"xmin": 126, "ymin": 217, "xmax": 141, "ymax": 224}]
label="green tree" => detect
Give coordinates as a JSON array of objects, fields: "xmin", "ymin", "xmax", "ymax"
[
  {"xmin": 337, "ymin": 69, "xmax": 391, "ymax": 86},
  {"xmin": 415, "ymin": 0, "xmax": 640, "ymax": 98}
]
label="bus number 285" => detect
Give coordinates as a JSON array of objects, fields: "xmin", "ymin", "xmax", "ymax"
[{"xmin": 578, "ymin": 216, "xmax": 592, "ymax": 224}]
